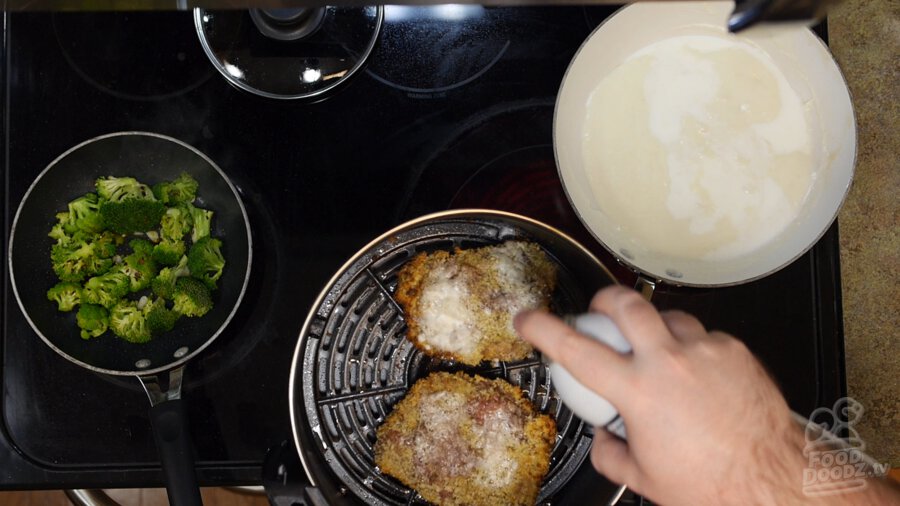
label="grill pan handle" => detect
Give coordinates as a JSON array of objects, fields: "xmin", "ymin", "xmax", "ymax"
[
  {"xmin": 149, "ymin": 398, "xmax": 203, "ymax": 506},
  {"xmin": 263, "ymin": 440, "xmax": 329, "ymax": 506}
]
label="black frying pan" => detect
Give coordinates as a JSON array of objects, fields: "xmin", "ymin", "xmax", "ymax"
[{"xmin": 8, "ymin": 131, "xmax": 252, "ymax": 505}]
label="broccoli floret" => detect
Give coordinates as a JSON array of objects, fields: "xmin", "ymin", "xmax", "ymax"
[
  {"xmin": 109, "ymin": 300, "xmax": 151, "ymax": 343},
  {"xmin": 66, "ymin": 193, "xmax": 105, "ymax": 234},
  {"xmin": 46, "ymin": 281, "xmax": 82, "ymax": 312},
  {"xmin": 187, "ymin": 236, "xmax": 225, "ymax": 290},
  {"xmin": 55, "ymin": 211, "xmax": 80, "ymax": 236},
  {"xmin": 93, "ymin": 231, "xmax": 120, "ymax": 259},
  {"xmin": 51, "ymin": 234, "xmax": 115, "ymax": 282},
  {"xmin": 48, "ymin": 223, "xmax": 68, "ymax": 242},
  {"xmin": 129, "ymin": 238, "xmax": 154, "ymax": 256},
  {"xmin": 50, "ymin": 243, "xmax": 88, "ymax": 282},
  {"xmin": 188, "ymin": 204, "xmax": 213, "ymax": 243},
  {"xmin": 95, "ymin": 176, "xmax": 155, "ymax": 202},
  {"xmin": 99, "ymin": 199, "xmax": 166, "ymax": 234},
  {"xmin": 160, "ymin": 205, "xmax": 194, "ymax": 241},
  {"xmin": 153, "ymin": 173, "xmax": 199, "ymax": 205},
  {"xmin": 82, "ymin": 271, "xmax": 130, "ymax": 308},
  {"xmin": 152, "ymin": 239, "xmax": 186, "ymax": 266},
  {"xmin": 151, "ymin": 255, "xmax": 190, "ymax": 299},
  {"xmin": 144, "ymin": 298, "xmax": 180, "ymax": 334},
  {"xmin": 49, "ymin": 212, "xmax": 77, "ymax": 243},
  {"xmin": 112, "ymin": 250, "xmax": 157, "ymax": 293},
  {"xmin": 172, "ymin": 277, "xmax": 213, "ymax": 317},
  {"xmin": 76, "ymin": 303, "xmax": 109, "ymax": 339}
]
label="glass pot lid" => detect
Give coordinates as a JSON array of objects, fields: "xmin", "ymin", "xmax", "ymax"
[{"xmin": 194, "ymin": 6, "xmax": 383, "ymax": 100}]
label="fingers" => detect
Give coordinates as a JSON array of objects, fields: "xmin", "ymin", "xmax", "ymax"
[
  {"xmin": 591, "ymin": 428, "xmax": 640, "ymax": 487},
  {"xmin": 659, "ymin": 310, "xmax": 707, "ymax": 343},
  {"xmin": 515, "ymin": 310, "xmax": 630, "ymax": 402},
  {"xmin": 590, "ymin": 286, "xmax": 673, "ymax": 352}
]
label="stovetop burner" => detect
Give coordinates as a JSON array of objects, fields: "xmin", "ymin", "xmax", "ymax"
[
  {"xmin": 1, "ymin": 6, "xmax": 844, "ymax": 499},
  {"xmin": 53, "ymin": 12, "xmax": 213, "ymax": 100},
  {"xmin": 399, "ymin": 101, "xmax": 635, "ymax": 281}
]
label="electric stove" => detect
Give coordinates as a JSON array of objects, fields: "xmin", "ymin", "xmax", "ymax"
[{"xmin": 1, "ymin": 5, "xmax": 844, "ymax": 501}]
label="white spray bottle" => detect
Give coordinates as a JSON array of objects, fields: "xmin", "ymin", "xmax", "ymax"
[{"xmin": 548, "ymin": 313, "xmax": 631, "ymax": 439}]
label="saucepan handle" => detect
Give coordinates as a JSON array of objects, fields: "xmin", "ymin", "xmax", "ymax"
[{"xmin": 148, "ymin": 398, "xmax": 203, "ymax": 506}]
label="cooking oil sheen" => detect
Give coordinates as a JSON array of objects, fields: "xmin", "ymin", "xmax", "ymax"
[{"xmin": 582, "ymin": 35, "xmax": 815, "ymax": 260}]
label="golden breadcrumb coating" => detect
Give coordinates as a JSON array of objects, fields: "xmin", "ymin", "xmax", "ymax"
[
  {"xmin": 374, "ymin": 372, "xmax": 557, "ymax": 506},
  {"xmin": 395, "ymin": 241, "xmax": 557, "ymax": 365}
]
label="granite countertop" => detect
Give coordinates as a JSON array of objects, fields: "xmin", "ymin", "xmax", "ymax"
[{"xmin": 829, "ymin": 0, "xmax": 899, "ymax": 467}]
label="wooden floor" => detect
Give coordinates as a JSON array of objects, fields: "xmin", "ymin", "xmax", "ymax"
[
  {"xmin": 0, "ymin": 488, "xmax": 268, "ymax": 506},
  {"xmin": 2, "ymin": 470, "xmax": 898, "ymax": 504}
]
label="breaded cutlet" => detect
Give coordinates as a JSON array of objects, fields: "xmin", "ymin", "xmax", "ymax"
[
  {"xmin": 395, "ymin": 241, "xmax": 557, "ymax": 365},
  {"xmin": 374, "ymin": 371, "xmax": 557, "ymax": 506}
]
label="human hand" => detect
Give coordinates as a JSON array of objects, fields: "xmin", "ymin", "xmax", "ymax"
[{"xmin": 515, "ymin": 285, "xmax": 811, "ymax": 505}]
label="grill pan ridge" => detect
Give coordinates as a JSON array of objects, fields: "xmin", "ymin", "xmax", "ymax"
[{"xmin": 291, "ymin": 210, "xmax": 620, "ymax": 505}]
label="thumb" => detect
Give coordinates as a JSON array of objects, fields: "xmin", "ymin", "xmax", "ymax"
[{"xmin": 591, "ymin": 428, "xmax": 641, "ymax": 489}]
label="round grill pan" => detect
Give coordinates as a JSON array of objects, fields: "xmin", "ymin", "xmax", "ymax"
[{"xmin": 289, "ymin": 210, "xmax": 626, "ymax": 505}]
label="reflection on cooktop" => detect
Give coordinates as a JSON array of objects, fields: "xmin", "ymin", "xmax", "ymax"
[{"xmin": 366, "ymin": 5, "xmax": 511, "ymax": 95}]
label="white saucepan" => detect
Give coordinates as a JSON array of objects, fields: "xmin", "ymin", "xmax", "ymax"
[{"xmin": 554, "ymin": 1, "xmax": 855, "ymax": 288}]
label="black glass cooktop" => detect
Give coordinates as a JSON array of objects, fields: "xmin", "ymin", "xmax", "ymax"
[{"xmin": 1, "ymin": 6, "xmax": 844, "ymax": 494}]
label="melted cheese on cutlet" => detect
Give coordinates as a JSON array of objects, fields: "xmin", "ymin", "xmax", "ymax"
[
  {"xmin": 476, "ymin": 409, "xmax": 521, "ymax": 487},
  {"xmin": 413, "ymin": 391, "xmax": 475, "ymax": 477},
  {"xmin": 413, "ymin": 390, "xmax": 522, "ymax": 487},
  {"xmin": 489, "ymin": 242, "xmax": 546, "ymax": 333},
  {"xmin": 415, "ymin": 242, "xmax": 544, "ymax": 355},
  {"xmin": 415, "ymin": 263, "xmax": 476, "ymax": 355}
]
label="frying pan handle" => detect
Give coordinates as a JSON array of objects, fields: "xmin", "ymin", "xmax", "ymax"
[
  {"xmin": 149, "ymin": 399, "xmax": 203, "ymax": 506},
  {"xmin": 634, "ymin": 275, "xmax": 657, "ymax": 301}
]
